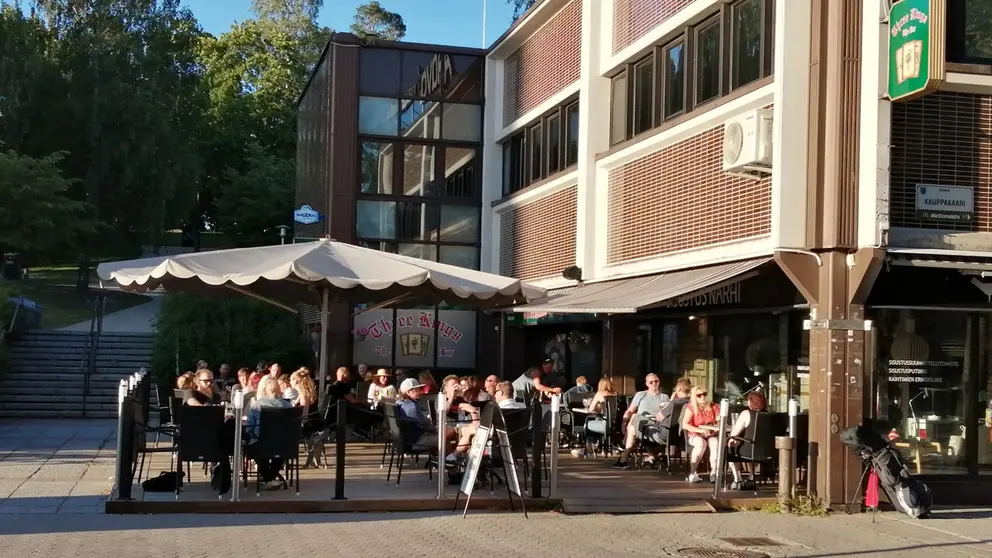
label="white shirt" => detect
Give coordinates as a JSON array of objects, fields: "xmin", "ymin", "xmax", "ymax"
[{"xmin": 498, "ymin": 399, "xmax": 526, "ymax": 410}]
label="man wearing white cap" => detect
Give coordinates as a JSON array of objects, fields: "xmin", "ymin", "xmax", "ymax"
[{"xmin": 396, "ymin": 378, "xmax": 440, "ymax": 449}]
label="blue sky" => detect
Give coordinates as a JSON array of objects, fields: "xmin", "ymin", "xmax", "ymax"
[{"xmin": 181, "ymin": 0, "xmax": 517, "ymax": 48}]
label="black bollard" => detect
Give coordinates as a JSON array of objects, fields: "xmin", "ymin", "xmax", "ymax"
[
  {"xmin": 530, "ymin": 403, "xmax": 542, "ymax": 498},
  {"xmin": 334, "ymin": 399, "xmax": 347, "ymax": 500},
  {"xmin": 115, "ymin": 397, "xmax": 133, "ymax": 500}
]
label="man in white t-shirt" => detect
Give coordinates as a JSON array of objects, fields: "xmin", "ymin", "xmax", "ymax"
[
  {"xmin": 495, "ymin": 381, "xmax": 526, "ymax": 410},
  {"xmin": 613, "ymin": 374, "xmax": 670, "ymax": 469}
]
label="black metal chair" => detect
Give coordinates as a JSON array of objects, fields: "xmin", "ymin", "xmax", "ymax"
[
  {"xmin": 501, "ymin": 407, "xmax": 533, "ymax": 488},
  {"xmin": 246, "ymin": 407, "xmax": 302, "ymax": 496},
  {"xmin": 727, "ymin": 411, "xmax": 785, "ymax": 494},
  {"xmin": 175, "ymin": 405, "xmax": 228, "ymax": 498},
  {"xmin": 637, "ymin": 400, "xmax": 688, "ymax": 473},
  {"xmin": 382, "ymin": 402, "xmax": 437, "ymax": 486},
  {"xmin": 132, "ymin": 397, "xmax": 177, "ymax": 484},
  {"xmin": 583, "ymin": 395, "xmax": 618, "ymax": 457}
]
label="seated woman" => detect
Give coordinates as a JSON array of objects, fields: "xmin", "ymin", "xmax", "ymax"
[
  {"xmin": 367, "ymin": 369, "xmax": 395, "ymax": 408},
  {"xmin": 278, "ymin": 374, "xmax": 299, "ymax": 404},
  {"xmin": 440, "ymin": 375, "xmax": 479, "ymax": 465},
  {"xmin": 246, "ymin": 376, "xmax": 292, "ymax": 490},
  {"xmin": 727, "ymin": 391, "xmax": 768, "ymax": 490},
  {"xmin": 570, "ymin": 378, "xmax": 617, "ymax": 457},
  {"xmin": 176, "ymin": 372, "xmax": 195, "ymax": 391},
  {"xmin": 681, "ymin": 386, "xmax": 720, "ymax": 483}
]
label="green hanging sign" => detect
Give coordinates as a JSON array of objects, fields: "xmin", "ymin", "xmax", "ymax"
[{"xmin": 887, "ymin": 0, "xmax": 946, "ymax": 102}]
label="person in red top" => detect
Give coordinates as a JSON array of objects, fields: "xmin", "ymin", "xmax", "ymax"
[{"xmin": 681, "ymin": 385, "xmax": 720, "ymax": 483}]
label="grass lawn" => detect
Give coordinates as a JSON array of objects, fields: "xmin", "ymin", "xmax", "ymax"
[{"xmin": 4, "ymin": 265, "xmax": 151, "ymax": 330}]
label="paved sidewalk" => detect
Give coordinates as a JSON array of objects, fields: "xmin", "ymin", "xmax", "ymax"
[
  {"xmin": 59, "ymin": 294, "xmax": 161, "ymax": 333},
  {"xmin": 0, "ymin": 419, "xmax": 116, "ymax": 514}
]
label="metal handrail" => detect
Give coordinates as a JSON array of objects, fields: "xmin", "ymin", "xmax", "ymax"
[
  {"xmin": 0, "ymin": 297, "xmax": 25, "ymax": 379},
  {"xmin": 80, "ymin": 296, "xmax": 105, "ymax": 418}
]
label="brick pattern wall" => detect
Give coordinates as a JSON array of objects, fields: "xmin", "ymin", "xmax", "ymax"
[
  {"xmin": 612, "ymin": 0, "xmax": 694, "ymax": 55},
  {"xmin": 606, "ymin": 124, "xmax": 772, "ymax": 264},
  {"xmin": 890, "ymin": 92, "xmax": 992, "ymax": 232},
  {"xmin": 502, "ymin": 0, "xmax": 582, "ymax": 126},
  {"xmin": 499, "ymin": 186, "xmax": 578, "ymax": 280}
]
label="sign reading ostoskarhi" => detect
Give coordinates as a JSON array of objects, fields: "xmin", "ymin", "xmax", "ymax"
[{"xmin": 887, "ymin": 0, "xmax": 946, "ymax": 102}]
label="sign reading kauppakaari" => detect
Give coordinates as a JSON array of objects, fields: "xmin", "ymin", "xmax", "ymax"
[
  {"xmin": 916, "ymin": 184, "xmax": 974, "ymax": 222},
  {"xmin": 887, "ymin": 0, "xmax": 946, "ymax": 102}
]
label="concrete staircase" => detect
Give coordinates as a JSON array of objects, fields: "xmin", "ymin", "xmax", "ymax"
[{"xmin": 0, "ymin": 331, "xmax": 154, "ymax": 418}]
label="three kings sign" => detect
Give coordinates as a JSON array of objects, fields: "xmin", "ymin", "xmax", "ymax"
[{"xmin": 887, "ymin": 0, "xmax": 946, "ymax": 102}]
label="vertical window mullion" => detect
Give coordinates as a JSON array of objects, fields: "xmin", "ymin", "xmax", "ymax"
[{"xmin": 653, "ymin": 46, "xmax": 664, "ymax": 127}]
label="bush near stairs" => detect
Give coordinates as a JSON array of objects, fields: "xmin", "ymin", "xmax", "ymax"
[{"xmin": 0, "ymin": 330, "xmax": 154, "ymax": 418}]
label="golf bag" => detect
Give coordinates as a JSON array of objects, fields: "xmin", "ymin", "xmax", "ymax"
[{"xmin": 840, "ymin": 425, "xmax": 932, "ymax": 519}]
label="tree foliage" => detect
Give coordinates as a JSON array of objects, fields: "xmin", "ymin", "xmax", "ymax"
[
  {"xmin": 150, "ymin": 292, "xmax": 310, "ymax": 383},
  {"xmin": 0, "ymin": 149, "xmax": 99, "ymax": 259},
  {"xmin": 507, "ymin": 0, "xmax": 536, "ymax": 20},
  {"xmin": 350, "ymin": 1, "xmax": 406, "ymax": 40}
]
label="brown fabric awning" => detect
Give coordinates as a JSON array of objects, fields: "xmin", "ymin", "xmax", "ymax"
[{"xmin": 510, "ymin": 257, "xmax": 773, "ymax": 314}]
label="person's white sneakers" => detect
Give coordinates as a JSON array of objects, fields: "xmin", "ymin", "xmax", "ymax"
[
  {"xmin": 709, "ymin": 472, "xmax": 717, "ymax": 483},
  {"xmin": 570, "ymin": 448, "xmax": 585, "ymax": 458},
  {"xmin": 687, "ymin": 473, "xmax": 703, "ymax": 483}
]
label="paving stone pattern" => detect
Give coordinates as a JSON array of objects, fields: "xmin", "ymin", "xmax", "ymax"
[{"xmin": 2, "ymin": 420, "xmax": 992, "ymax": 558}]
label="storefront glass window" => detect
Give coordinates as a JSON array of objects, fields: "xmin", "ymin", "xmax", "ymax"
[
  {"xmin": 356, "ymin": 200, "xmax": 396, "ymax": 239},
  {"xmin": 441, "ymin": 103, "xmax": 482, "ymax": 142},
  {"xmin": 359, "ymin": 141, "xmax": 393, "ymax": 194},
  {"xmin": 874, "ymin": 309, "xmax": 975, "ymax": 475},
  {"xmin": 358, "ymin": 96, "xmax": 399, "ymax": 136}
]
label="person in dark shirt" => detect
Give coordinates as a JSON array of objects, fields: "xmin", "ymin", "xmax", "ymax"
[
  {"xmin": 325, "ymin": 366, "xmax": 358, "ymax": 405},
  {"xmin": 186, "ymin": 369, "xmax": 221, "ymax": 406},
  {"xmin": 396, "ymin": 378, "xmax": 439, "ymax": 449}
]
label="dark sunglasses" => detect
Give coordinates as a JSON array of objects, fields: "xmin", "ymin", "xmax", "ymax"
[{"xmin": 696, "ymin": 392, "xmax": 708, "ymax": 398}]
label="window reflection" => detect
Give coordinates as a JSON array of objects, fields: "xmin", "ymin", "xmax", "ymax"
[
  {"xmin": 611, "ymin": 73, "xmax": 628, "ymax": 145},
  {"xmin": 565, "ymin": 102, "xmax": 579, "ymax": 166},
  {"xmin": 633, "ymin": 58, "xmax": 654, "ymax": 135},
  {"xmin": 443, "ymin": 148, "xmax": 477, "ymax": 198},
  {"xmin": 360, "ymin": 141, "xmax": 393, "ymax": 194},
  {"xmin": 359, "ymin": 48, "xmax": 401, "ymax": 97},
  {"xmin": 965, "ymin": 1, "xmax": 992, "ymax": 61},
  {"xmin": 396, "ymin": 202, "xmax": 438, "ymax": 242},
  {"xmin": 400, "ymin": 99, "xmax": 440, "ymax": 139},
  {"xmin": 696, "ymin": 21, "xmax": 722, "ymax": 104},
  {"xmin": 356, "ymin": 200, "xmax": 396, "ymax": 239},
  {"xmin": 665, "ymin": 41, "xmax": 686, "ymax": 118},
  {"xmin": 439, "ymin": 205, "xmax": 479, "ymax": 243},
  {"xmin": 732, "ymin": 0, "xmax": 763, "ymax": 88},
  {"xmin": 399, "ymin": 243, "xmax": 437, "ymax": 262},
  {"xmin": 401, "ymin": 144, "xmax": 437, "ymax": 196},
  {"xmin": 442, "ymin": 103, "xmax": 482, "ymax": 142},
  {"xmin": 359, "ymin": 97, "xmax": 399, "ymax": 136},
  {"xmin": 439, "ymin": 245, "xmax": 479, "ymax": 269}
]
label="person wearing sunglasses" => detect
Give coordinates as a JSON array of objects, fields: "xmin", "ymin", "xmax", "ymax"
[
  {"xmin": 681, "ymin": 386, "xmax": 720, "ymax": 483},
  {"xmin": 185, "ymin": 369, "xmax": 222, "ymax": 406},
  {"xmin": 612, "ymin": 374, "xmax": 669, "ymax": 469}
]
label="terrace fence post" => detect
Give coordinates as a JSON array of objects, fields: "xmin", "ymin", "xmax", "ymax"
[
  {"xmin": 776, "ymin": 436, "xmax": 795, "ymax": 512},
  {"xmin": 530, "ymin": 402, "xmax": 542, "ymax": 498},
  {"xmin": 333, "ymin": 399, "xmax": 347, "ymax": 500}
]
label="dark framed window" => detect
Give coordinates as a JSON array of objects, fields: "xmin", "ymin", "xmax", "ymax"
[
  {"xmin": 695, "ymin": 18, "xmax": 723, "ymax": 105},
  {"xmin": 547, "ymin": 114, "xmax": 562, "ymax": 174},
  {"xmin": 731, "ymin": 0, "xmax": 763, "ymax": 88},
  {"xmin": 443, "ymin": 147, "xmax": 477, "ymax": 198},
  {"xmin": 611, "ymin": 72, "xmax": 628, "ymax": 145},
  {"xmin": 947, "ymin": 0, "xmax": 992, "ymax": 64},
  {"xmin": 565, "ymin": 102, "xmax": 579, "ymax": 166},
  {"xmin": 529, "ymin": 123, "xmax": 543, "ymax": 182},
  {"xmin": 359, "ymin": 48, "xmax": 401, "ymax": 97},
  {"xmin": 500, "ymin": 97, "xmax": 579, "ymax": 196},
  {"xmin": 632, "ymin": 56, "xmax": 655, "ymax": 135},
  {"xmin": 663, "ymin": 40, "xmax": 686, "ymax": 119},
  {"xmin": 360, "ymin": 141, "xmax": 394, "ymax": 194}
]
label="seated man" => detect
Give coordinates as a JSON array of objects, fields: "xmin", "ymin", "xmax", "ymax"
[
  {"xmin": 562, "ymin": 376, "xmax": 593, "ymax": 406},
  {"xmin": 185, "ymin": 369, "xmax": 221, "ymax": 406},
  {"xmin": 494, "ymin": 381, "xmax": 526, "ymax": 410},
  {"xmin": 396, "ymin": 378, "xmax": 446, "ymax": 452},
  {"xmin": 613, "ymin": 374, "xmax": 670, "ymax": 469},
  {"xmin": 641, "ymin": 377, "xmax": 692, "ymax": 446}
]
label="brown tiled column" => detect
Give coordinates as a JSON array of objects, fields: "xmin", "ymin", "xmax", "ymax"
[{"xmin": 774, "ymin": 0, "xmax": 886, "ymax": 507}]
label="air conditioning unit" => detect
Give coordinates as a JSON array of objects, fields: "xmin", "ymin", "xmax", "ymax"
[{"xmin": 722, "ymin": 108, "xmax": 773, "ymax": 177}]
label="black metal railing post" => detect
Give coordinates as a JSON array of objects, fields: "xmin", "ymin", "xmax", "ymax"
[
  {"xmin": 334, "ymin": 399, "xmax": 347, "ymax": 500},
  {"xmin": 115, "ymin": 387, "xmax": 134, "ymax": 500}
]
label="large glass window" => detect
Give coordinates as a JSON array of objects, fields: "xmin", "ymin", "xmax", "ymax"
[
  {"xmin": 398, "ymin": 243, "xmax": 437, "ymax": 261},
  {"xmin": 356, "ymin": 200, "xmax": 396, "ymax": 239},
  {"xmin": 503, "ymin": 134, "xmax": 526, "ymax": 195},
  {"xmin": 547, "ymin": 114, "xmax": 561, "ymax": 174},
  {"xmin": 696, "ymin": 20, "xmax": 722, "ymax": 105},
  {"xmin": 632, "ymin": 57, "xmax": 655, "ymax": 135},
  {"xmin": 439, "ymin": 205, "xmax": 479, "ymax": 243},
  {"xmin": 360, "ymin": 141, "xmax": 393, "ymax": 194},
  {"xmin": 610, "ymin": 72, "xmax": 628, "ymax": 145},
  {"xmin": 664, "ymin": 41, "xmax": 686, "ymax": 119},
  {"xmin": 396, "ymin": 202, "xmax": 438, "ymax": 242},
  {"xmin": 443, "ymin": 148, "xmax": 477, "ymax": 198},
  {"xmin": 359, "ymin": 96, "xmax": 399, "ymax": 136},
  {"xmin": 401, "ymin": 144, "xmax": 437, "ymax": 196},
  {"xmin": 360, "ymin": 48, "xmax": 401, "ymax": 97},
  {"xmin": 400, "ymin": 100, "xmax": 439, "ymax": 139},
  {"xmin": 949, "ymin": 0, "xmax": 992, "ymax": 64},
  {"xmin": 439, "ymin": 246, "xmax": 479, "ymax": 270},
  {"xmin": 442, "ymin": 103, "xmax": 482, "ymax": 142},
  {"xmin": 732, "ymin": 0, "xmax": 763, "ymax": 89},
  {"xmin": 565, "ymin": 102, "xmax": 579, "ymax": 166}
]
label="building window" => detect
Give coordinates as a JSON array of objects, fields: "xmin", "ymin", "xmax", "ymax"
[
  {"xmin": 503, "ymin": 133, "xmax": 526, "ymax": 195},
  {"xmin": 443, "ymin": 147, "xmax": 477, "ymax": 198},
  {"xmin": 439, "ymin": 204, "xmax": 480, "ymax": 243},
  {"xmin": 359, "ymin": 96, "xmax": 400, "ymax": 136},
  {"xmin": 401, "ymin": 144, "xmax": 437, "ymax": 196},
  {"xmin": 695, "ymin": 18, "xmax": 722, "ymax": 105},
  {"xmin": 396, "ymin": 202, "xmax": 438, "ymax": 242},
  {"xmin": 565, "ymin": 102, "xmax": 579, "ymax": 166},
  {"xmin": 529, "ymin": 123, "xmax": 543, "ymax": 182},
  {"xmin": 611, "ymin": 72, "xmax": 628, "ymax": 145},
  {"xmin": 439, "ymin": 246, "xmax": 479, "ymax": 270},
  {"xmin": 547, "ymin": 114, "xmax": 561, "ymax": 174},
  {"xmin": 442, "ymin": 103, "xmax": 482, "ymax": 142},
  {"xmin": 731, "ymin": 0, "xmax": 763, "ymax": 89},
  {"xmin": 948, "ymin": 0, "xmax": 992, "ymax": 64},
  {"xmin": 360, "ymin": 141, "xmax": 393, "ymax": 194},
  {"xmin": 664, "ymin": 41, "xmax": 686, "ymax": 119},
  {"xmin": 632, "ymin": 56, "xmax": 655, "ymax": 135}
]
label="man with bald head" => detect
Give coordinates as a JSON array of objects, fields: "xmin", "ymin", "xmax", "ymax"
[{"xmin": 613, "ymin": 373, "xmax": 669, "ymax": 469}]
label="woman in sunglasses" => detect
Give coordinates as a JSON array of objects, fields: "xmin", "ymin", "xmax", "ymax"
[{"xmin": 681, "ymin": 386, "xmax": 720, "ymax": 483}]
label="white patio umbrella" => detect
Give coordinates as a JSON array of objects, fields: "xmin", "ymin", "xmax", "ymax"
[{"xmin": 97, "ymin": 238, "xmax": 544, "ymax": 398}]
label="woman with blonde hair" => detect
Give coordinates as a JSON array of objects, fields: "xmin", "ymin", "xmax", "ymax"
[
  {"xmin": 681, "ymin": 385, "xmax": 720, "ymax": 483},
  {"xmin": 291, "ymin": 370, "xmax": 318, "ymax": 409},
  {"xmin": 570, "ymin": 378, "xmax": 618, "ymax": 458},
  {"xmin": 176, "ymin": 372, "xmax": 195, "ymax": 390}
]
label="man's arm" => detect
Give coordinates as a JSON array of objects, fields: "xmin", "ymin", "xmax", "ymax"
[
  {"xmin": 622, "ymin": 393, "xmax": 642, "ymax": 422},
  {"xmin": 531, "ymin": 376, "xmax": 561, "ymax": 395}
]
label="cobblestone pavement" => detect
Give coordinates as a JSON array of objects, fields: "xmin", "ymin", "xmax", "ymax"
[{"xmin": 2, "ymin": 420, "xmax": 991, "ymax": 558}]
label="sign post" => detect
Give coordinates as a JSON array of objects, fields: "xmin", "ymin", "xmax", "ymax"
[
  {"xmin": 887, "ymin": 0, "xmax": 946, "ymax": 102},
  {"xmin": 548, "ymin": 394, "xmax": 561, "ymax": 498}
]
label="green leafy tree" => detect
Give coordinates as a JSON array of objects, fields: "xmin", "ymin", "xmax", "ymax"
[
  {"xmin": 350, "ymin": 1, "xmax": 406, "ymax": 40},
  {"xmin": 213, "ymin": 143, "xmax": 295, "ymax": 247},
  {"xmin": 0, "ymin": 149, "xmax": 98, "ymax": 261},
  {"xmin": 507, "ymin": 0, "xmax": 536, "ymax": 20}
]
